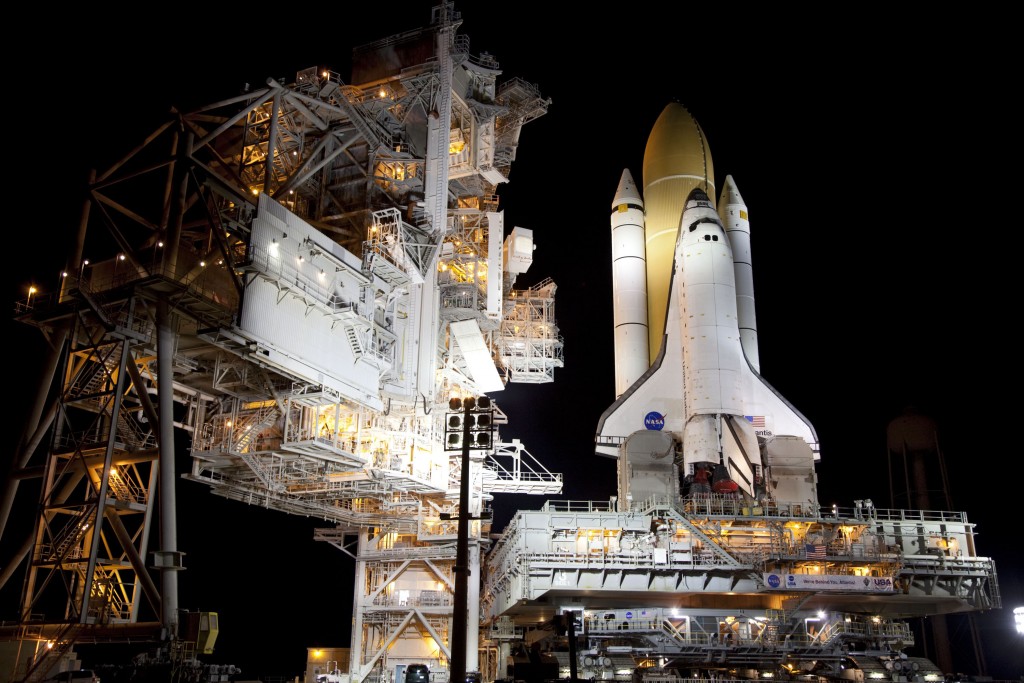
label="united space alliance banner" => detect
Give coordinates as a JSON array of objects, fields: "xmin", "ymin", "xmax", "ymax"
[{"xmin": 763, "ymin": 573, "xmax": 894, "ymax": 592}]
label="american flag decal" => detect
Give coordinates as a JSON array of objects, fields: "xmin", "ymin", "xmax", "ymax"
[
  {"xmin": 805, "ymin": 544, "xmax": 827, "ymax": 559},
  {"xmin": 745, "ymin": 415, "xmax": 765, "ymax": 428}
]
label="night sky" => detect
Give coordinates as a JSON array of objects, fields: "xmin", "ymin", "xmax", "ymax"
[{"xmin": 6, "ymin": 2, "xmax": 1020, "ymax": 680}]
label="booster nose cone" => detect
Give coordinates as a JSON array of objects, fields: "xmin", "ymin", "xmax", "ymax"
[
  {"xmin": 717, "ymin": 174, "xmax": 744, "ymax": 210},
  {"xmin": 612, "ymin": 168, "xmax": 643, "ymax": 211}
]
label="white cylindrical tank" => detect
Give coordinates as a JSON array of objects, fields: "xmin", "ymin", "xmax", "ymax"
[
  {"xmin": 610, "ymin": 168, "xmax": 649, "ymax": 397},
  {"xmin": 718, "ymin": 175, "xmax": 760, "ymax": 373}
]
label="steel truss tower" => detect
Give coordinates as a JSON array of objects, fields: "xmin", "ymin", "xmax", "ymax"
[{"xmin": 2, "ymin": 4, "xmax": 562, "ymax": 683}]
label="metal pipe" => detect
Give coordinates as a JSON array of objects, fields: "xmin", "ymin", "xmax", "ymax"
[{"xmin": 157, "ymin": 298, "xmax": 179, "ymax": 631}]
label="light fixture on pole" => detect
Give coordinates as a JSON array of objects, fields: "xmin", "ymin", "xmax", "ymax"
[{"xmin": 444, "ymin": 395, "xmax": 494, "ymax": 683}]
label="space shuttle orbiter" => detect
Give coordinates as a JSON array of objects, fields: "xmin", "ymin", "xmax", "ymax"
[{"xmin": 597, "ymin": 102, "xmax": 818, "ymax": 505}]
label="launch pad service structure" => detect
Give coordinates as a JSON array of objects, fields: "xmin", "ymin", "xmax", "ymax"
[{"xmin": 1, "ymin": 4, "xmax": 1001, "ymax": 683}]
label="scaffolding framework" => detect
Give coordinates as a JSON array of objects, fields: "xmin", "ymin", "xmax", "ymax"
[{"xmin": 1, "ymin": 4, "xmax": 559, "ymax": 682}]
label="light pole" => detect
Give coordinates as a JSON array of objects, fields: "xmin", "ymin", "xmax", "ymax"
[{"xmin": 445, "ymin": 395, "xmax": 493, "ymax": 683}]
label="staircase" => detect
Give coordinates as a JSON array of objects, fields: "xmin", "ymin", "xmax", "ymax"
[
  {"xmin": 659, "ymin": 506, "xmax": 742, "ymax": 567},
  {"xmin": 21, "ymin": 621, "xmax": 83, "ymax": 683},
  {"xmin": 46, "ymin": 508, "xmax": 92, "ymax": 563}
]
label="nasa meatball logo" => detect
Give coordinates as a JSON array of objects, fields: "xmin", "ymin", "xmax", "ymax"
[
  {"xmin": 767, "ymin": 574, "xmax": 781, "ymax": 588},
  {"xmin": 644, "ymin": 412, "xmax": 665, "ymax": 430}
]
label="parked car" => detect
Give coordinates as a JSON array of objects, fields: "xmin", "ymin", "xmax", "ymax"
[
  {"xmin": 405, "ymin": 664, "xmax": 430, "ymax": 683},
  {"xmin": 44, "ymin": 670, "xmax": 100, "ymax": 683}
]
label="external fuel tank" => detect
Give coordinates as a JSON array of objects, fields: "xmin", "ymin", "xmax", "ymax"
[{"xmin": 642, "ymin": 103, "xmax": 715, "ymax": 365}]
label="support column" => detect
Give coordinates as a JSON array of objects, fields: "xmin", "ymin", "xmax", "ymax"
[
  {"xmin": 466, "ymin": 542, "xmax": 481, "ymax": 673},
  {"xmin": 157, "ymin": 298, "xmax": 181, "ymax": 633},
  {"xmin": 350, "ymin": 531, "xmax": 369, "ymax": 683}
]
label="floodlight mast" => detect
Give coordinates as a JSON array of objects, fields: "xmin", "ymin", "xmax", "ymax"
[
  {"xmin": 447, "ymin": 395, "xmax": 491, "ymax": 683},
  {"xmin": 451, "ymin": 396, "xmax": 470, "ymax": 683}
]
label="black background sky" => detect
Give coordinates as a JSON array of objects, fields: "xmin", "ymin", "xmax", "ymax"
[{"xmin": 5, "ymin": 1, "xmax": 1020, "ymax": 680}]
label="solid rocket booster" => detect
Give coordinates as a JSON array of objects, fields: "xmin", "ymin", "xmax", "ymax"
[
  {"xmin": 717, "ymin": 175, "xmax": 760, "ymax": 373},
  {"xmin": 642, "ymin": 103, "xmax": 715, "ymax": 366},
  {"xmin": 677, "ymin": 187, "xmax": 760, "ymax": 494},
  {"xmin": 611, "ymin": 169, "xmax": 649, "ymax": 398}
]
